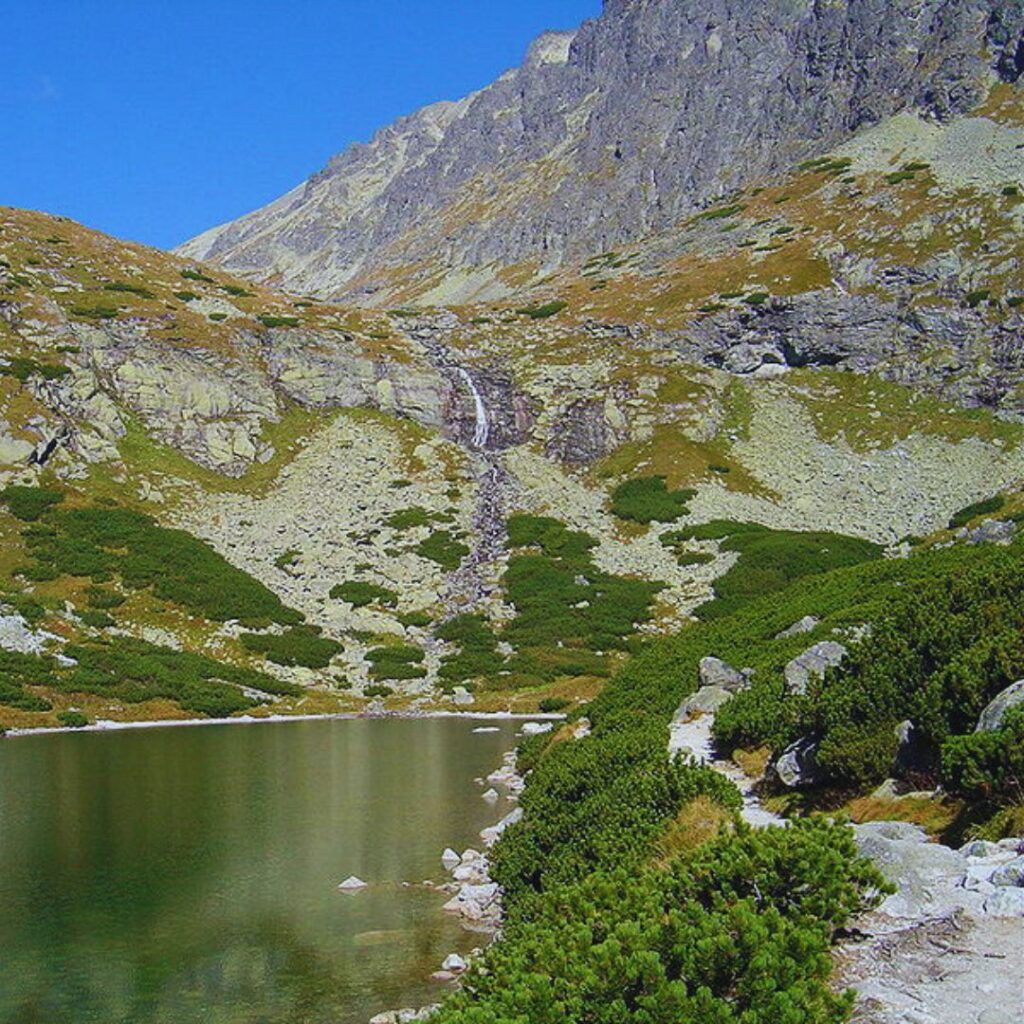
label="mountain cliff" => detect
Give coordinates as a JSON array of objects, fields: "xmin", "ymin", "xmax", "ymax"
[{"xmin": 179, "ymin": 0, "xmax": 1024, "ymax": 304}]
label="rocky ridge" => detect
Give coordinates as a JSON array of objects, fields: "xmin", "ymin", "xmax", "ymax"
[{"xmin": 180, "ymin": 0, "xmax": 1024, "ymax": 305}]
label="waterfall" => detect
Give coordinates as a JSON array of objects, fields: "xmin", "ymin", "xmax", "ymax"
[{"xmin": 456, "ymin": 368, "xmax": 490, "ymax": 448}]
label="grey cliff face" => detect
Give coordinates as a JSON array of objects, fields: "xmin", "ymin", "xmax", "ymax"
[{"xmin": 178, "ymin": 0, "xmax": 1024, "ymax": 304}]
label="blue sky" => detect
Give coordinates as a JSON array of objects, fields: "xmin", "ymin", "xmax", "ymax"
[{"xmin": 1, "ymin": 1, "xmax": 600, "ymax": 249}]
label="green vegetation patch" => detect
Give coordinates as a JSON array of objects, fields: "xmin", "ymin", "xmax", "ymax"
[
  {"xmin": 10, "ymin": 499, "xmax": 301, "ymax": 626},
  {"xmin": 677, "ymin": 521, "xmax": 884, "ymax": 619},
  {"xmin": 329, "ymin": 580, "xmax": 398, "ymax": 608},
  {"xmin": 60, "ymin": 637, "xmax": 300, "ymax": 717},
  {"xmin": 1, "ymin": 358, "xmax": 71, "ymax": 383},
  {"xmin": 415, "ymin": 530, "xmax": 470, "ymax": 571},
  {"xmin": 516, "ymin": 301, "xmax": 568, "ymax": 320},
  {"xmin": 1, "ymin": 486, "xmax": 64, "ymax": 522},
  {"xmin": 0, "ymin": 649, "xmax": 56, "ymax": 712},
  {"xmin": 948, "ymin": 493, "xmax": 1005, "ymax": 529},
  {"xmin": 256, "ymin": 314, "xmax": 300, "ymax": 329},
  {"xmin": 240, "ymin": 626, "xmax": 342, "ymax": 669},
  {"xmin": 366, "ymin": 643, "xmax": 427, "ymax": 681},
  {"xmin": 609, "ymin": 475, "xmax": 696, "ymax": 524},
  {"xmin": 503, "ymin": 514, "xmax": 663, "ymax": 654},
  {"xmin": 437, "ymin": 613, "xmax": 505, "ymax": 686}
]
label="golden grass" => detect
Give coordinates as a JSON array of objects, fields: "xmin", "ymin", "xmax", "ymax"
[{"xmin": 655, "ymin": 795, "xmax": 735, "ymax": 864}]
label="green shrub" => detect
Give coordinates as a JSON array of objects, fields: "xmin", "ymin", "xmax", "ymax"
[
  {"xmin": 1, "ymin": 486, "xmax": 64, "ymax": 522},
  {"xmin": 517, "ymin": 301, "xmax": 568, "ymax": 320},
  {"xmin": 173, "ymin": 291, "xmax": 198, "ymax": 302},
  {"xmin": 240, "ymin": 627, "xmax": 342, "ymax": 669},
  {"xmin": 695, "ymin": 203, "xmax": 745, "ymax": 221},
  {"xmin": 16, "ymin": 504, "xmax": 302, "ymax": 627},
  {"xmin": 0, "ymin": 649, "xmax": 56, "ymax": 712},
  {"xmin": 966, "ymin": 289, "xmax": 992, "ymax": 308},
  {"xmin": 363, "ymin": 684, "xmax": 394, "ymax": 698},
  {"xmin": 437, "ymin": 614, "xmax": 505, "ymax": 683},
  {"xmin": 221, "ymin": 284, "xmax": 253, "ymax": 297},
  {"xmin": 79, "ymin": 609, "xmax": 115, "ymax": 629},
  {"xmin": 415, "ymin": 530, "xmax": 470, "ymax": 570},
  {"xmin": 57, "ymin": 637, "xmax": 299, "ymax": 716},
  {"xmin": 941, "ymin": 707, "xmax": 1024, "ymax": 803},
  {"xmin": 256, "ymin": 314, "xmax": 300, "ymax": 328},
  {"xmin": 329, "ymin": 581, "xmax": 398, "ymax": 608},
  {"xmin": 180, "ymin": 268, "xmax": 215, "ymax": 283},
  {"xmin": 1, "ymin": 358, "xmax": 71, "ymax": 382},
  {"xmin": 610, "ymin": 476, "xmax": 696, "ymax": 524},
  {"xmin": 948, "ymin": 494, "xmax": 1004, "ymax": 529},
  {"xmin": 366, "ymin": 644, "xmax": 427, "ymax": 681},
  {"xmin": 57, "ymin": 710, "xmax": 89, "ymax": 728},
  {"xmin": 103, "ymin": 282, "xmax": 155, "ymax": 299},
  {"xmin": 539, "ymin": 697, "xmax": 569, "ymax": 713},
  {"xmin": 679, "ymin": 522, "xmax": 883, "ymax": 619}
]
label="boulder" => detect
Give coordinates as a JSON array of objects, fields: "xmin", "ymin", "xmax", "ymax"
[
  {"xmin": 960, "ymin": 839, "xmax": 1003, "ymax": 859},
  {"xmin": 775, "ymin": 737, "xmax": 827, "ymax": 788},
  {"xmin": 698, "ymin": 656, "xmax": 749, "ymax": 692},
  {"xmin": 520, "ymin": 721, "xmax": 553, "ymax": 737},
  {"xmin": 991, "ymin": 855, "xmax": 1024, "ymax": 888},
  {"xmin": 983, "ymin": 887, "xmax": 1024, "ymax": 917},
  {"xmin": 893, "ymin": 719, "xmax": 929, "ymax": 772},
  {"xmin": 441, "ymin": 953, "xmax": 468, "ymax": 973},
  {"xmin": 854, "ymin": 824, "xmax": 968, "ymax": 918},
  {"xmin": 783, "ymin": 641, "xmax": 847, "ymax": 696},
  {"xmin": 337, "ymin": 875, "xmax": 368, "ymax": 892},
  {"xmin": 976, "ymin": 680, "xmax": 1024, "ymax": 732},
  {"xmin": 0, "ymin": 433, "xmax": 35, "ymax": 466},
  {"xmin": 674, "ymin": 685, "xmax": 733, "ymax": 721},
  {"xmin": 775, "ymin": 615, "xmax": 820, "ymax": 639},
  {"xmin": 965, "ymin": 519, "xmax": 1016, "ymax": 546},
  {"xmin": 441, "ymin": 848, "xmax": 461, "ymax": 870}
]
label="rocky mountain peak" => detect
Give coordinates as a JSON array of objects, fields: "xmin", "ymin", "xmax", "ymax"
[{"xmin": 179, "ymin": 0, "xmax": 1023, "ymax": 305}]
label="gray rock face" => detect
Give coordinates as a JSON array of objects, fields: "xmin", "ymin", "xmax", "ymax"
[
  {"xmin": 775, "ymin": 736, "xmax": 826, "ymax": 788},
  {"xmin": 698, "ymin": 656, "xmax": 749, "ymax": 693},
  {"xmin": 178, "ymin": 0, "xmax": 1024, "ymax": 304},
  {"xmin": 976, "ymin": 679, "xmax": 1024, "ymax": 731},
  {"xmin": 775, "ymin": 615, "xmax": 820, "ymax": 640},
  {"xmin": 784, "ymin": 640, "xmax": 848, "ymax": 696},
  {"xmin": 673, "ymin": 290, "xmax": 1024, "ymax": 415},
  {"xmin": 674, "ymin": 685, "xmax": 734, "ymax": 721}
]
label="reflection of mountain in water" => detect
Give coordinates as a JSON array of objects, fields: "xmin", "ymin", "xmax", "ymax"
[{"xmin": 0, "ymin": 719, "xmax": 518, "ymax": 1023}]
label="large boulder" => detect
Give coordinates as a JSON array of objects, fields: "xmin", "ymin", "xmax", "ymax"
[
  {"xmin": 976, "ymin": 680, "xmax": 1024, "ymax": 732},
  {"xmin": 698, "ymin": 656, "xmax": 750, "ymax": 693},
  {"xmin": 674, "ymin": 685, "xmax": 733, "ymax": 721},
  {"xmin": 853, "ymin": 823, "xmax": 968, "ymax": 918},
  {"xmin": 783, "ymin": 641, "xmax": 848, "ymax": 696},
  {"xmin": 775, "ymin": 737, "xmax": 827, "ymax": 788}
]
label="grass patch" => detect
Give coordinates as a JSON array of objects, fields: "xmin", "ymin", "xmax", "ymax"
[{"xmin": 610, "ymin": 475, "xmax": 696, "ymax": 524}]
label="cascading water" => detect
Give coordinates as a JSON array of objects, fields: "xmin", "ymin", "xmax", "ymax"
[{"xmin": 456, "ymin": 367, "xmax": 490, "ymax": 448}]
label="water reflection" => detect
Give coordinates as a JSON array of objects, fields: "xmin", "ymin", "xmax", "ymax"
[{"xmin": 0, "ymin": 718, "xmax": 517, "ymax": 1024}]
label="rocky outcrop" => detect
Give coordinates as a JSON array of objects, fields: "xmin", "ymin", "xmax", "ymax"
[
  {"xmin": 783, "ymin": 641, "xmax": 848, "ymax": 697},
  {"xmin": 673, "ymin": 292, "xmax": 1024, "ymax": 416},
  {"xmin": 976, "ymin": 679, "xmax": 1024, "ymax": 731},
  {"xmin": 775, "ymin": 736, "xmax": 827, "ymax": 788},
  {"xmin": 179, "ymin": 0, "xmax": 1024, "ymax": 304}
]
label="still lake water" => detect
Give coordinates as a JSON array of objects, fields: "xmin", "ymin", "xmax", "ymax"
[{"xmin": 0, "ymin": 718, "xmax": 521, "ymax": 1024}]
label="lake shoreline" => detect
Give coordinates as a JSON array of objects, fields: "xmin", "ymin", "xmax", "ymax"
[{"xmin": 1, "ymin": 709, "xmax": 565, "ymax": 741}]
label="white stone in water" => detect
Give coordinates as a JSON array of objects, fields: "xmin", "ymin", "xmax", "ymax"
[
  {"xmin": 472, "ymin": 727, "xmax": 500, "ymax": 734},
  {"xmin": 520, "ymin": 721, "xmax": 553, "ymax": 736},
  {"xmin": 337, "ymin": 875, "xmax": 368, "ymax": 892},
  {"xmin": 442, "ymin": 953, "xmax": 468, "ymax": 973},
  {"xmin": 442, "ymin": 847, "xmax": 461, "ymax": 869},
  {"xmin": 481, "ymin": 788, "xmax": 499, "ymax": 803}
]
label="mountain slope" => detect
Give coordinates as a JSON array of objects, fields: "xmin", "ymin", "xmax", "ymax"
[{"xmin": 179, "ymin": 0, "xmax": 1024, "ymax": 304}]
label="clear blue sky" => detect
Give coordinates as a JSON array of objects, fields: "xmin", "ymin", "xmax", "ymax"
[{"xmin": 2, "ymin": 1, "xmax": 600, "ymax": 249}]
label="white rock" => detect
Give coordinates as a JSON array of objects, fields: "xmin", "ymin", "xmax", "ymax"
[
  {"xmin": 441, "ymin": 953, "xmax": 468, "ymax": 973},
  {"xmin": 481, "ymin": 788, "xmax": 499, "ymax": 803},
  {"xmin": 337, "ymin": 875, "xmax": 368, "ymax": 892},
  {"xmin": 520, "ymin": 721, "xmax": 553, "ymax": 736},
  {"xmin": 983, "ymin": 887, "xmax": 1024, "ymax": 917},
  {"xmin": 441, "ymin": 848, "xmax": 461, "ymax": 869}
]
